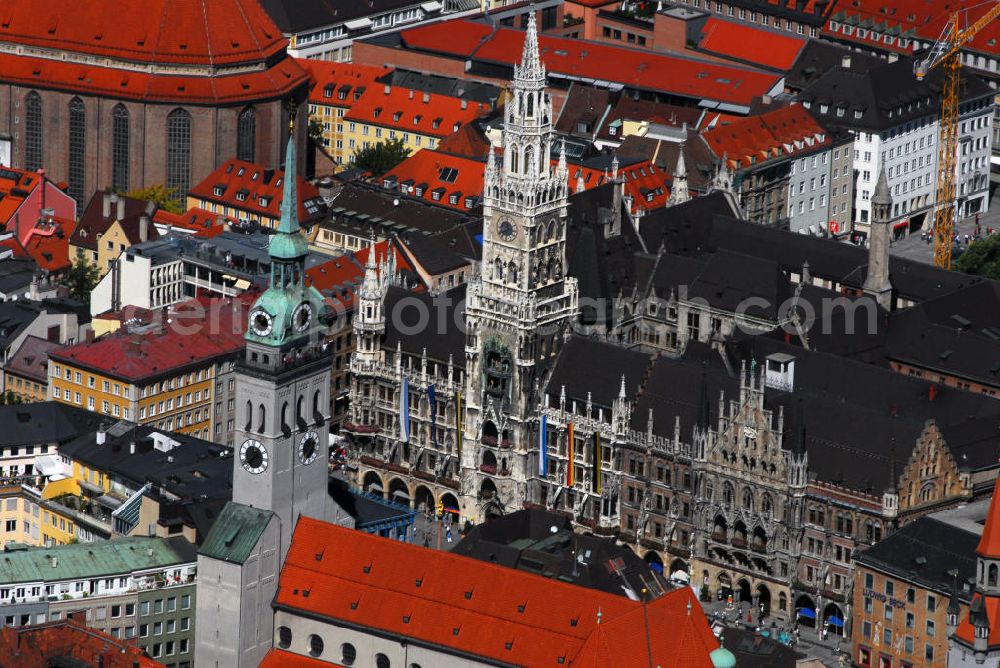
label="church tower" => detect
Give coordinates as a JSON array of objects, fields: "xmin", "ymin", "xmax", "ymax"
[
  {"xmin": 196, "ymin": 123, "xmax": 350, "ymax": 668},
  {"xmin": 461, "ymin": 11, "xmax": 579, "ymax": 517}
]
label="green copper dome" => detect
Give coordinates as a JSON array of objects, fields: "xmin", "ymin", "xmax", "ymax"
[
  {"xmin": 268, "ymin": 231, "xmax": 308, "ymax": 260},
  {"xmin": 710, "ymin": 646, "xmax": 736, "ymax": 668}
]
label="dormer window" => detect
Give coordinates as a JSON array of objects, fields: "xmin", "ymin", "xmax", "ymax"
[
  {"xmin": 259, "ymin": 197, "xmax": 269, "ymax": 208},
  {"xmin": 448, "ymin": 193, "xmax": 459, "ymax": 205},
  {"xmin": 237, "ymin": 168, "xmax": 245, "ymax": 177},
  {"xmin": 324, "ymin": 85, "xmax": 334, "ymax": 98},
  {"xmin": 432, "ymin": 118, "xmax": 442, "ymax": 129},
  {"xmin": 213, "ymin": 185, "xmax": 224, "ymax": 197},
  {"xmin": 276, "ymin": 178, "xmax": 283, "ymax": 188},
  {"xmin": 453, "ymin": 122, "xmax": 460, "ymax": 133},
  {"xmin": 854, "ymin": 110, "xmax": 863, "ymax": 119},
  {"xmin": 393, "ymin": 111, "xmax": 402, "ymax": 121},
  {"xmin": 251, "ymin": 171, "xmax": 259, "ymax": 181},
  {"xmin": 236, "ymin": 190, "xmax": 248, "ymax": 202},
  {"xmin": 413, "ymin": 115, "xmax": 422, "ymax": 126}
]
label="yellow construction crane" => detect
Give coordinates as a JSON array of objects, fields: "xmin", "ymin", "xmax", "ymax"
[{"xmin": 914, "ymin": 1, "xmax": 1000, "ymax": 270}]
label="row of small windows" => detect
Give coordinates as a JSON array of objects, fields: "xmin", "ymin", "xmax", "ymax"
[
  {"xmin": 20, "ymin": 92, "xmax": 256, "ymax": 202},
  {"xmin": 276, "ymin": 629, "xmax": 420, "ymax": 668}
]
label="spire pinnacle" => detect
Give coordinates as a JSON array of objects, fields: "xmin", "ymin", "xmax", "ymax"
[
  {"xmin": 619, "ymin": 374, "xmax": 626, "ymax": 399},
  {"xmin": 515, "ymin": 10, "xmax": 545, "ymax": 83},
  {"xmin": 558, "ymin": 139, "xmax": 567, "ymax": 175},
  {"xmin": 277, "ymin": 136, "xmax": 299, "ymax": 235},
  {"xmin": 872, "ymin": 168, "xmax": 892, "ymax": 206}
]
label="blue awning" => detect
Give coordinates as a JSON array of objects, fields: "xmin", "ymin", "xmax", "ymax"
[
  {"xmin": 797, "ymin": 608, "xmax": 817, "ymax": 619},
  {"xmin": 648, "ymin": 562, "xmax": 663, "ymax": 574},
  {"xmin": 828, "ymin": 616, "xmax": 845, "ymax": 627}
]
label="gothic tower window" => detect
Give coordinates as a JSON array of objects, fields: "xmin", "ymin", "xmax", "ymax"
[
  {"xmin": 507, "ymin": 261, "xmax": 518, "ymax": 284},
  {"xmin": 112, "ymin": 104, "xmax": 130, "ymax": 192},
  {"xmin": 237, "ymin": 106, "xmax": 256, "ymax": 163},
  {"xmin": 257, "ymin": 403, "xmax": 266, "ymax": 434},
  {"xmin": 722, "ymin": 482, "xmax": 734, "ymax": 507},
  {"xmin": 68, "ymin": 97, "xmax": 87, "ymax": 206},
  {"xmin": 166, "ymin": 108, "xmax": 192, "ymax": 202},
  {"xmin": 494, "ymin": 258, "xmax": 504, "ymax": 282},
  {"xmin": 24, "ymin": 92, "xmax": 42, "ymax": 172},
  {"xmin": 742, "ymin": 487, "xmax": 754, "ymax": 511}
]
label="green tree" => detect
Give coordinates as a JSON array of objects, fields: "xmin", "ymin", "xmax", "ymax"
[
  {"xmin": 352, "ymin": 138, "xmax": 412, "ymax": 177},
  {"xmin": 307, "ymin": 117, "xmax": 325, "ymax": 146},
  {"xmin": 60, "ymin": 255, "xmax": 102, "ymax": 304},
  {"xmin": 955, "ymin": 234, "xmax": 1000, "ymax": 279},
  {"xmin": 0, "ymin": 391, "xmax": 22, "ymax": 406},
  {"xmin": 123, "ymin": 184, "xmax": 183, "ymax": 214}
]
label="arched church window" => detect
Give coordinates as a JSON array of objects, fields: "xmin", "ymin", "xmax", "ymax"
[
  {"xmin": 989, "ymin": 564, "xmax": 998, "ymax": 588},
  {"xmin": 112, "ymin": 104, "xmax": 130, "ymax": 192},
  {"xmin": 68, "ymin": 97, "xmax": 86, "ymax": 206},
  {"xmin": 297, "ymin": 395, "xmax": 305, "ymax": 424},
  {"xmin": 547, "ymin": 219, "xmax": 557, "ymax": 242},
  {"xmin": 742, "ymin": 487, "xmax": 754, "ymax": 511},
  {"xmin": 494, "ymin": 258, "xmax": 504, "ymax": 281},
  {"xmin": 237, "ymin": 106, "xmax": 256, "ymax": 162},
  {"xmin": 722, "ymin": 482, "xmax": 734, "ymax": 508},
  {"xmin": 258, "ymin": 403, "xmax": 266, "ymax": 434},
  {"xmin": 526, "ymin": 92, "xmax": 534, "ymax": 117},
  {"xmin": 24, "ymin": 92, "xmax": 42, "ymax": 172},
  {"xmin": 313, "ymin": 390, "xmax": 322, "ymax": 417},
  {"xmin": 524, "ymin": 146, "xmax": 534, "ymax": 177},
  {"xmin": 245, "ymin": 401, "xmax": 253, "ymax": 431},
  {"xmin": 507, "ymin": 261, "xmax": 518, "ymax": 284},
  {"xmin": 762, "ymin": 493, "xmax": 773, "ymax": 518},
  {"xmin": 281, "ymin": 402, "xmax": 289, "ymax": 432},
  {"xmin": 166, "ymin": 108, "xmax": 192, "ymax": 203}
]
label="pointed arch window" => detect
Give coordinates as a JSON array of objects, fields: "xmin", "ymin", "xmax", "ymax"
[
  {"xmin": 257, "ymin": 403, "xmax": 266, "ymax": 434},
  {"xmin": 112, "ymin": 104, "xmax": 130, "ymax": 192},
  {"xmin": 68, "ymin": 97, "xmax": 86, "ymax": 205},
  {"xmin": 166, "ymin": 108, "xmax": 192, "ymax": 202},
  {"xmin": 493, "ymin": 258, "xmax": 504, "ymax": 282},
  {"xmin": 237, "ymin": 106, "xmax": 256, "ymax": 163},
  {"xmin": 24, "ymin": 92, "xmax": 42, "ymax": 172}
]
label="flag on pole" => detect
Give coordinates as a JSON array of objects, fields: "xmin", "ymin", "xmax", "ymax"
[
  {"xmin": 456, "ymin": 390, "xmax": 462, "ymax": 461},
  {"xmin": 539, "ymin": 415, "xmax": 547, "ymax": 477},
  {"xmin": 594, "ymin": 431, "xmax": 602, "ymax": 494},
  {"xmin": 567, "ymin": 422, "xmax": 575, "ymax": 487},
  {"xmin": 427, "ymin": 384, "xmax": 437, "ymax": 447},
  {"xmin": 400, "ymin": 377, "xmax": 410, "ymax": 443}
]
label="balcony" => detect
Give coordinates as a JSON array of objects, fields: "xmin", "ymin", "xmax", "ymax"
[
  {"xmin": 481, "ymin": 435, "xmax": 498, "ymax": 447},
  {"xmin": 386, "ymin": 462, "xmax": 410, "ymax": 475},
  {"xmin": 500, "ymin": 439, "xmax": 512, "ymax": 449},
  {"xmin": 710, "ymin": 531, "xmax": 728, "ymax": 543},
  {"xmin": 731, "ymin": 537, "xmax": 748, "ymax": 549},
  {"xmin": 359, "ymin": 455, "xmax": 386, "ymax": 468},
  {"xmin": 344, "ymin": 422, "xmax": 380, "ymax": 435}
]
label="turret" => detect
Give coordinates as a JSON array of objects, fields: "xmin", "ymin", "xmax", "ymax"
[
  {"xmin": 668, "ymin": 147, "xmax": 690, "ymax": 206},
  {"xmin": 863, "ymin": 169, "xmax": 893, "ymax": 311},
  {"xmin": 612, "ymin": 374, "xmax": 631, "ymax": 440}
]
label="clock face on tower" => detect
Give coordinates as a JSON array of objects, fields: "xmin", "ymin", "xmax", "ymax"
[
  {"xmin": 298, "ymin": 430, "xmax": 320, "ymax": 465},
  {"xmin": 497, "ymin": 219, "xmax": 517, "ymax": 242},
  {"xmin": 293, "ymin": 302, "xmax": 313, "ymax": 332},
  {"xmin": 250, "ymin": 309, "xmax": 274, "ymax": 337},
  {"xmin": 240, "ymin": 439, "xmax": 269, "ymax": 474}
]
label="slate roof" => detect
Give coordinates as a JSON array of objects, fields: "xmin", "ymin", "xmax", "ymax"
[
  {"xmin": 0, "ymin": 401, "xmax": 103, "ymax": 448},
  {"xmin": 274, "ymin": 516, "xmax": 718, "ymax": 667},
  {"xmin": 383, "ymin": 284, "xmax": 466, "ymax": 367},
  {"xmin": 398, "ymin": 233, "xmax": 471, "ymax": 276},
  {"xmin": 199, "ymin": 502, "xmax": 275, "ymax": 565},
  {"xmin": 70, "ymin": 193, "xmax": 154, "ymax": 252},
  {"xmin": 261, "ymin": 0, "xmax": 430, "ymax": 34},
  {"xmin": 4, "ymin": 335, "xmax": 62, "ymax": 383},
  {"xmin": 856, "ymin": 516, "xmax": 979, "ymax": 599},
  {"xmin": 639, "ymin": 204, "xmax": 977, "ymax": 304},
  {"xmin": 784, "ymin": 39, "xmax": 885, "ymax": 92},
  {"xmin": 451, "ymin": 508, "xmax": 670, "ymax": 599},
  {"xmin": 720, "ymin": 627, "xmax": 806, "ymax": 668},
  {"xmin": 801, "ymin": 56, "xmax": 994, "ymax": 132},
  {"xmin": 0, "ymin": 258, "xmax": 41, "ymax": 295},
  {"xmin": 0, "ymin": 536, "xmax": 196, "ymax": 585},
  {"xmin": 59, "ymin": 424, "xmax": 233, "ymax": 502},
  {"xmin": 0, "ymin": 300, "xmax": 49, "ymax": 354},
  {"xmin": 547, "ymin": 336, "xmax": 652, "ymax": 408}
]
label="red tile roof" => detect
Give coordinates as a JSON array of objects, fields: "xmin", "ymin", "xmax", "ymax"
[
  {"xmin": 435, "ymin": 122, "xmax": 492, "ymax": 160},
  {"xmin": 306, "ymin": 240, "xmax": 414, "ymax": 313},
  {"xmin": 152, "ymin": 208, "xmax": 228, "ymax": 239},
  {"xmin": 0, "ymin": 0, "xmax": 287, "ymax": 67},
  {"xmin": 344, "ymin": 85, "xmax": 489, "ymax": 139},
  {"xmin": 703, "ymin": 103, "xmax": 831, "ymax": 170},
  {"xmin": 188, "ymin": 159, "xmax": 326, "ymax": 225},
  {"xmin": 697, "ymin": 17, "xmax": 806, "ymax": 71},
  {"xmin": 18, "ymin": 215, "xmax": 76, "ymax": 272},
  {"xmin": 0, "ymin": 167, "xmax": 41, "ymax": 232},
  {"xmin": 71, "ymin": 192, "xmax": 155, "ymax": 251},
  {"xmin": 824, "ymin": 0, "xmax": 1000, "ymax": 57},
  {"xmin": 955, "ymin": 593, "xmax": 1000, "ymax": 647},
  {"xmin": 261, "ymin": 649, "xmax": 342, "ymax": 668},
  {"xmin": 398, "ymin": 20, "xmax": 783, "ymax": 108},
  {"xmin": 0, "ymin": 617, "xmax": 163, "ymax": 668},
  {"xmin": 50, "ymin": 293, "xmax": 254, "ymax": 382},
  {"xmin": 383, "ymin": 149, "xmax": 486, "ymax": 211},
  {"xmin": 275, "ymin": 516, "xmax": 718, "ymax": 667},
  {"xmin": 571, "ymin": 160, "xmax": 670, "ymax": 212},
  {"xmin": 977, "ymin": 477, "xmax": 1000, "ymax": 558},
  {"xmin": 299, "ymin": 59, "xmax": 393, "ymax": 107},
  {"xmin": 0, "ymin": 51, "xmax": 307, "ymax": 106}
]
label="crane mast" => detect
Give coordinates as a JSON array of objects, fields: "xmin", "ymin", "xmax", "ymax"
[{"xmin": 913, "ymin": 2, "xmax": 1000, "ymax": 270}]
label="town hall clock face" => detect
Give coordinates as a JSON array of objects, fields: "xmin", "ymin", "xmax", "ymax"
[
  {"xmin": 250, "ymin": 309, "xmax": 274, "ymax": 337},
  {"xmin": 293, "ymin": 302, "xmax": 313, "ymax": 332},
  {"xmin": 240, "ymin": 439, "xmax": 269, "ymax": 474},
  {"xmin": 298, "ymin": 430, "xmax": 320, "ymax": 465},
  {"xmin": 497, "ymin": 219, "xmax": 517, "ymax": 242}
]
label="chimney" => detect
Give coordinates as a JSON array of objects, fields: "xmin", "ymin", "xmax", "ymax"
[
  {"xmin": 460, "ymin": 99, "xmax": 468, "ymax": 110},
  {"xmin": 841, "ymin": 54, "xmax": 851, "ymax": 69},
  {"xmin": 423, "ymin": 92, "xmax": 430, "ymax": 104},
  {"xmin": 384, "ymin": 84, "xmax": 391, "ymax": 95},
  {"xmin": 130, "ymin": 442, "xmax": 136, "ymax": 455},
  {"xmin": 50, "ymin": 556, "xmax": 57, "ymax": 568},
  {"xmin": 38, "ymin": 168, "xmax": 46, "ymax": 211},
  {"xmin": 96, "ymin": 428, "xmax": 106, "ymax": 446},
  {"xmin": 139, "ymin": 215, "xmax": 149, "ymax": 243},
  {"xmin": 928, "ymin": 384, "xmax": 938, "ymax": 401},
  {"xmin": 408, "ymin": 89, "xmax": 414, "ymax": 99},
  {"xmin": 102, "ymin": 191, "xmax": 112, "ymax": 219},
  {"xmin": 116, "ymin": 194, "xmax": 125, "ymax": 221}
]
